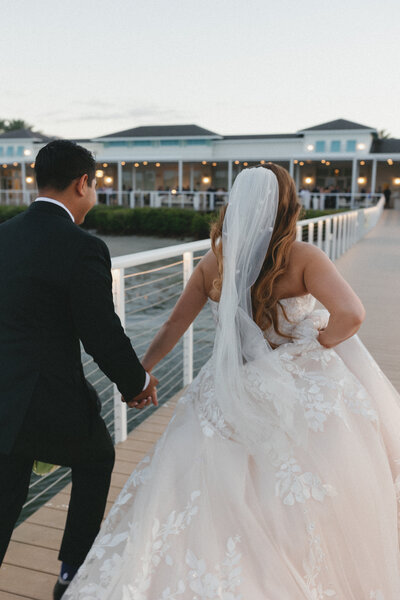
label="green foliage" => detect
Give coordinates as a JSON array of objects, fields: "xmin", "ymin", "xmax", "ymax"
[
  {"xmin": 0, "ymin": 118, "xmax": 33, "ymax": 133},
  {"xmin": 301, "ymin": 208, "xmax": 350, "ymax": 219},
  {"xmin": 82, "ymin": 206, "xmax": 350, "ymax": 238},
  {"xmin": 0, "ymin": 205, "xmax": 350, "ymax": 239},
  {"xmin": 0, "ymin": 205, "xmax": 27, "ymax": 223},
  {"xmin": 82, "ymin": 206, "xmax": 218, "ymax": 239}
]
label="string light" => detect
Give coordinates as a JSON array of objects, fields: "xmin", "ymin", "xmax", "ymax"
[
  {"xmin": 25, "ymin": 176, "xmax": 33, "ymax": 183},
  {"xmin": 394, "ymin": 178, "xmax": 400, "ymax": 185},
  {"xmin": 325, "ymin": 161, "xmax": 331, "ymax": 166},
  {"xmin": 103, "ymin": 163, "xmax": 108, "ymax": 167},
  {"xmin": 171, "ymin": 188, "xmax": 177, "ymax": 194},
  {"xmin": 143, "ymin": 161, "xmax": 148, "ymax": 166},
  {"xmin": 299, "ymin": 161, "xmax": 304, "ymax": 166},
  {"xmin": 321, "ymin": 160, "xmax": 326, "ymax": 164},
  {"xmin": 201, "ymin": 160, "xmax": 207, "ymax": 165},
  {"xmin": 95, "ymin": 170, "xmax": 104, "ymax": 178},
  {"xmin": 121, "ymin": 161, "xmax": 125, "ymax": 166},
  {"xmin": 357, "ymin": 177, "xmax": 366, "ymax": 185},
  {"xmin": 30, "ymin": 162, "xmax": 35, "ymax": 168},
  {"xmin": 134, "ymin": 162, "xmax": 140, "ymax": 167},
  {"xmin": 234, "ymin": 160, "xmax": 240, "ymax": 165},
  {"xmin": 305, "ymin": 177, "xmax": 313, "ymax": 184},
  {"xmin": 260, "ymin": 160, "xmax": 265, "ymax": 164},
  {"xmin": 2, "ymin": 164, "xmax": 7, "ymax": 168},
  {"xmin": 293, "ymin": 160, "xmax": 298, "ymax": 165},
  {"xmin": 212, "ymin": 162, "xmax": 217, "ymax": 166},
  {"xmin": 387, "ymin": 159, "xmax": 394, "ymax": 165},
  {"xmin": 13, "ymin": 162, "xmax": 18, "ymax": 167},
  {"xmin": 155, "ymin": 162, "xmax": 160, "ymax": 167},
  {"xmin": 104, "ymin": 176, "xmax": 113, "ymax": 184},
  {"xmin": 360, "ymin": 160, "xmax": 365, "ymax": 166},
  {"xmin": 202, "ymin": 176, "xmax": 211, "ymax": 184},
  {"xmin": 243, "ymin": 162, "xmax": 248, "ymax": 166}
]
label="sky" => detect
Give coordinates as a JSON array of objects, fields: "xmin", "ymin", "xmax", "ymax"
[{"xmin": 1, "ymin": 0, "xmax": 399, "ymax": 139}]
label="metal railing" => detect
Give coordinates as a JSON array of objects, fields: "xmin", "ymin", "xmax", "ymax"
[
  {"xmin": 299, "ymin": 192, "xmax": 381, "ymax": 211},
  {"xmin": 19, "ymin": 196, "xmax": 385, "ymax": 521},
  {"xmin": 96, "ymin": 190, "xmax": 229, "ymax": 210},
  {"xmin": 0, "ymin": 190, "xmax": 37, "ymax": 205},
  {"xmin": 0, "ymin": 189, "xmax": 381, "ymax": 212}
]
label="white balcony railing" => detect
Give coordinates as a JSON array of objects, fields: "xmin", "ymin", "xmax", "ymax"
[
  {"xmin": 19, "ymin": 196, "xmax": 385, "ymax": 522},
  {"xmin": 0, "ymin": 189, "xmax": 381, "ymax": 211}
]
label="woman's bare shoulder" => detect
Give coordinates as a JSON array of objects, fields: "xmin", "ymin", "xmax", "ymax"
[
  {"xmin": 289, "ymin": 241, "xmax": 328, "ymax": 267},
  {"xmin": 197, "ymin": 249, "xmax": 219, "ymax": 296}
]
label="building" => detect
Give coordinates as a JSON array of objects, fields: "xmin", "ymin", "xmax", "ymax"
[{"xmin": 1, "ymin": 119, "xmax": 399, "ymax": 203}]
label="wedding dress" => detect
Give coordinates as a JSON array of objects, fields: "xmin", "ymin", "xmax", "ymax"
[{"xmin": 66, "ymin": 169, "xmax": 400, "ymax": 599}]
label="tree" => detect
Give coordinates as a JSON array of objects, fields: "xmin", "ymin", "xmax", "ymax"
[
  {"xmin": 377, "ymin": 128, "xmax": 391, "ymax": 139},
  {"xmin": 0, "ymin": 118, "xmax": 33, "ymax": 133}
]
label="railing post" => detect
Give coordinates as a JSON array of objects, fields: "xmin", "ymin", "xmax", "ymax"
[
  {"xmin": 183, "ymin": 251, "xmax": 194, "ymax": 386},
  {"xmin": 308, "ymin": 222, "xmax": 314, "ymax": 245},
  {"xmin": 209, "ymin": 192, "xmax": 215, "ymax": 211},
  {"xmin": 317, "ymin": 220, "xmax": 323, "ymax": 249},
  {"xmin": 324, "ymin": 218, "xmax": 331, "ymax": 258},
  {"xmin": 112, "ymin": 267, "xmax": 128, "ymax": 443},
  {"xmin": 332, "ymin": 217, "xmax": 338, "ymax": 259}
]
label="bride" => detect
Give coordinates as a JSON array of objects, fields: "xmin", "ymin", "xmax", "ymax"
[{"xmin": 65, "ymin": 165, "xmax": 400, "ymax": 599}]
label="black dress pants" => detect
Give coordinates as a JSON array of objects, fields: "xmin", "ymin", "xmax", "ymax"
[{"xmin": 0, "ymin": 409, "xmax": 115, "ymax": 567}]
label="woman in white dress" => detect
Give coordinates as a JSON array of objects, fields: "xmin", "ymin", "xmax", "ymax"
[{"xmin": 66, "ymin": 165, "xmax": 400, "ymax": 599}]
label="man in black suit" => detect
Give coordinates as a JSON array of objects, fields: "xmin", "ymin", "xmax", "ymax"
[{"xmin": 0, "ymin": 140, "xmax": 158, "ymax": 598}]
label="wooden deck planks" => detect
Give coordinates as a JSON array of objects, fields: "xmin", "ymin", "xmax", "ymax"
[{"xmin": 0, "ymin": 398, "xmax": 178, "ymax": 599}]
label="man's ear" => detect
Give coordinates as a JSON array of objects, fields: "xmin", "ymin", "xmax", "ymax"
[{"xmin": 76, "ymin": 174, "xmax": 88, "ymax": 197}]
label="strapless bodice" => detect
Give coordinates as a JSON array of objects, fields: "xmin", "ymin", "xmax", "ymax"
[{"xmin": 209, "ymin": 294, "xmax": 328, "ymax": 347}]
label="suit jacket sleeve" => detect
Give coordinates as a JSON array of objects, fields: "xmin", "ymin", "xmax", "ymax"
[{"xmin": 69, "ymin": 235, "xmax": 146, "ymax": 400}]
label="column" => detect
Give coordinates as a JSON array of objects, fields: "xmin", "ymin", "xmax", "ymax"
[
  {"xmin": 295, "ymin": 164, "xmax": 300, "ymax": 191},
  {"xmin": 289, "ymin": 159, "xmax": 294, "ymax": 178},
  {"xmin": 21, "ymin": 162, "xmax": 27, "ymax": 203},
  {"xmin": 228, "ymin": 160, "xmax": 233, "ymax": 191},
  {"xmin": 351, "ymin": 158, "xmax": 359, "ymax": 207},
  {"xmin": 178, "ymin": 160, "xmax": 183, "ymax": 192},
  {"xmin": 189, "ymin": 165, "xmax": 194, "ymax": 191},
  {"xmin": 131, "ymin": 165, "xmax": 136, "ymax": 191},
  {"xmin": 117, "ymin": 162, "xmax": 123, "ymax": 205},
  {"xmin": 370, "ymin": 158, "xmax": 377, "ymax": 195}
]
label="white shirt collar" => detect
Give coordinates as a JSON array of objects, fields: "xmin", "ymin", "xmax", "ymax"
[{"xmin": 34, "ymin": 197, "xmax": 75, "ymax": 223}]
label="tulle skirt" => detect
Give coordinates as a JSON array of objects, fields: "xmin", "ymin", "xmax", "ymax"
[{"xmin": 65, "ymin": 334, "xmax": 400, "ymax": 599}]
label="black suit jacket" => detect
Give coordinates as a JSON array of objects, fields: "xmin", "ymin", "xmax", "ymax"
[{"xmin": 0, "ymin": 201, "xmax": 145, "ymax": 454}]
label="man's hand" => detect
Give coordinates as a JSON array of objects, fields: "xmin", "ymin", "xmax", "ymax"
[{"xmin": 122, "ymin": 373, "xmax": 159, "ymax": 409}]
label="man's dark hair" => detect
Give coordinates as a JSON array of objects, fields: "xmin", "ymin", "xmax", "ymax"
[{"xmin": 35, "ymin": 140, "xmax": 96, "ymax": 191}]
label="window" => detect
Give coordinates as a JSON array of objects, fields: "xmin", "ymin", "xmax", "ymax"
[
  {"xmin": 104, "ymin": 141, "xmax": 130, "ymax": 148},
  {"xmin": 160, "ymin": 140, "xmax": 180, "ymax": 146},
  {"xmin": 346, "ymin": 140, "xmax": 356, "ymax": 152},
  {"xmin": 315, "ymin": 141, "xmax": 326, "ymax": 152},
  {"xmin": 16, "ymin": 146, "xmax": 24, "ymax": 157},
  {"xmin": 6, "ymin": 146, "xmax": 13, "ymax": 157},
  {"xmin": 330, "ymin": 140, "xmax": 341, "ymax": 152},
  {"xmin": 133, "ymin": 140, "xmax": 153, "ymax": 147},
  {"xmin": 0, "ymin": 148, "xmax": 3, "ymax": 157},
  {"xmin": 185, "ymin": 139, "xmax": 207, "ymax": 146}
]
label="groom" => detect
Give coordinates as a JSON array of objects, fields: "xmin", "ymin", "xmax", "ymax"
[{"xmin": 0, "ymin": 140, "xmax": 158, "ymax": 598}]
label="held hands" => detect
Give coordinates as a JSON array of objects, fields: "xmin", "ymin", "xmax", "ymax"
[{"xmin": 122, "ymin": 373, "xmax": 159, "ymax": 410}]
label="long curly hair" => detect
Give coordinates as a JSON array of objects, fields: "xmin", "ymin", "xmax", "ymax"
[{"xmin": 210, "ymin": 163, "xmax": 302, "ymax": 340}]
